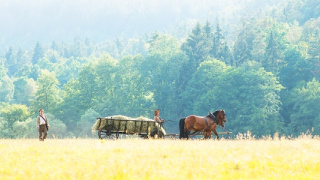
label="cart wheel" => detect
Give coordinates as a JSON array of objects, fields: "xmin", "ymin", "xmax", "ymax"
[
  {"xmin": 151, "ymin": 130, "xmax": 165, "ymax": 139},
  {"xmin": 98, "ymin": 130, "xmax": 116, "ymax": 140},
  {"xmin": 157, "ymin": 131, "xmax": 165, "ymax": 139}
]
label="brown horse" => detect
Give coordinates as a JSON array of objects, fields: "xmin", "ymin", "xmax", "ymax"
[{"xmin": 179, "ymin": 109, "xmax": 227, "ymax": 140}]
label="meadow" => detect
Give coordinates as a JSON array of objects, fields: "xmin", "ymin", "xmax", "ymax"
[{"xmin": 1, "ymin": 135, "xmax": 320, "ymax": 179}]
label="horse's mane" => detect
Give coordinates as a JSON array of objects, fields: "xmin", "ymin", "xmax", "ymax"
[
  {"xmin": 212, "ymin": 110, "xmax": 219, "ymax": 117},
  {"xmin": 206, "ymin": 109, "xmax": 224, "ymax": 120}
]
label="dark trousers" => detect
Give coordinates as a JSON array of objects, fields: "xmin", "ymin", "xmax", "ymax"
[{"xmin": 39, "ymin": 124, "xmax": 48, "ymax": 140}]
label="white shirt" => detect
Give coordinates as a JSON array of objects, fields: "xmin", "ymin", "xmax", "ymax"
[{"xmin": 39, "ymin": 115, "xmax": 46, "ymax": 125}]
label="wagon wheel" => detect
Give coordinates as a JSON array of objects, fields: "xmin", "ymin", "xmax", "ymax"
[
  {"xmin": 98, "ymin": 124, "xmax": 117, "ymax": 139},
  {"xmin": 151, "ymin": 130, "xmax": 165, "ymax": 139},
  {"xmin": 98, "ymin": 130, "xmax": 116, "ymax": 139}
]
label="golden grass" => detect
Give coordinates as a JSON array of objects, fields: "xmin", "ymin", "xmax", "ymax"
[{"xmin": 1, "ymin": 137, "xmax": 320, "ymax": 179}]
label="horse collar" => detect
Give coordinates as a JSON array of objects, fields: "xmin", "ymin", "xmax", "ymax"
[
  {"xmin": 204, "ymin": 117, "xmax": 209, "ymax": 127},
  {"xmin": 204, "ymin": 116, "xmax": 217, "ymax": 129},
  {"xmin": 208, "ymin": 114, "xmax": 218, "ymax": 124}
]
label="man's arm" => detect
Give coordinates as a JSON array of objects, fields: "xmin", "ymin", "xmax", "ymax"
[{"xmin": 45, "ymin": 115, "xmax": 50, "ymax": 127}]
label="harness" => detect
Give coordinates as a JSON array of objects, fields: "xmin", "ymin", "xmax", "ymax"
[
  {"xmin": 204, "ymin": 114, "xmax": 218, "ymax": 131},
  {"xmin": 189, "ymin": 114, "xmax": 218, "ymax": 136}
]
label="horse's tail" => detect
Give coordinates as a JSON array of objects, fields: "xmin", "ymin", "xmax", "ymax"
[{"xmin": 179, "ymin": 118, "xmax": 186, "ymax": 139}]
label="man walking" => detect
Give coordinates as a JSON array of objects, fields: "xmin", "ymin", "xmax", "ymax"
[{"xmin": 37, "ymin": 109, "xmax": 50, "ymax": 141}]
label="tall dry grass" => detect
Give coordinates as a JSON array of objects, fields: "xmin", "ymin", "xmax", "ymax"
[{"xmin": 0, "ymin": 136, "xmax": 320, "ymax": 179}]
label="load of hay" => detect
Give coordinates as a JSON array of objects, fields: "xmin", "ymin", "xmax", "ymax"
[{"xmin": 92, "ymin": 115, "xmax": 166, "ymax": 136}]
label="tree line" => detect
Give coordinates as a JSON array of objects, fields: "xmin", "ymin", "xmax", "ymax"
[{"xmin": 0, "ymin": 0, "xmax": 320, "ymax": 138}]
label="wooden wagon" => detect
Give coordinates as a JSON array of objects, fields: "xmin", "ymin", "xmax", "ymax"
[{"xmin": 92, "ymin": 116, "xmax": 166, "ymax": 139}]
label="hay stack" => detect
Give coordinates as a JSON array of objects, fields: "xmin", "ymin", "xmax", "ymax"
[{"xmin": 91, "ymin": 115, "xmax": 166, "ymax": 135}]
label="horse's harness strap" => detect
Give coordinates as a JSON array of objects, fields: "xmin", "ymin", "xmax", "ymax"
[
  {"xmin": 204, "ymin": 116, "xmax": 216, "ymax": 130},
  {"xmin": 204, "ymin": 117, "xmax": 209, "ymax": 127}
]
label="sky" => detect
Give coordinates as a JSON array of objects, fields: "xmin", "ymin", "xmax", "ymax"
[{"xmin": 0, "ymin": 0, "xmax": 283, "ymax": 51}]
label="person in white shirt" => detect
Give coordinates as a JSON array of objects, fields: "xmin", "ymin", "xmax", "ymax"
[
  {"xmin": 36, "ymin": 109, "xmax": 50, "ymax": 141},
  {"xmin": 154, "ymin": 109, "xmax": 164, "ymax": 123}
]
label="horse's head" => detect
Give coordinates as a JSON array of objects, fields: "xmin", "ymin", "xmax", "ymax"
[{"xmin": 213, "ymin": 109, "xmax": 227, "ymax": 127}]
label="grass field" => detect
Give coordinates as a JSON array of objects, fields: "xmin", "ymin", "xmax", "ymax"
[{"xmin": 1, "ymin": 135, "xmax": 320, "ymax": 179}]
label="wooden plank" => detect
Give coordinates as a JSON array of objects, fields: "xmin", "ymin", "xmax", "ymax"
[
  {"xmin": 124, "ymin": 120, "xmax": 128, "ymax": 133},
  {"xmin": 139, "ymin": 121, "xmax": 143, "ymax": 134}
]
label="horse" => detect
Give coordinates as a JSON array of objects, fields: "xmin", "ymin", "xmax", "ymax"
[{"xmin": 179, "ymin": 109, "xmax": 227, "ymax": 140}]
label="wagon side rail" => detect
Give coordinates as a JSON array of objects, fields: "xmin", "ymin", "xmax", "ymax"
[{"xmin": 96, "ymin": 117, "xmax": 161, "ymax": 136}]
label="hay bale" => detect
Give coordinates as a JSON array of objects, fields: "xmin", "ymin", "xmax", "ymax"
[{"xmin": 91, "ymin": 115, "xmax": 166, "ymax": 135}]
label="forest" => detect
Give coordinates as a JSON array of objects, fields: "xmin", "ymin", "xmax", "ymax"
[{"xmin": 0, "ymin": 0, "xmax": 320, "ymax": 138}]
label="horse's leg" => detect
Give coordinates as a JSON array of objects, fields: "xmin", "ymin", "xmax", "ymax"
[
  {"xmin": 185, "ymin": 129, "xmax": 190, "ymax": 140},
  {"xmin": 184, "ymin": 120, "xmax": 193, "ymax": 140},
  {"xmin": 203, "ymin": 131, "xmax": 207, "ymax": 140},
  {"xmin": 184, "ymin": 127, "xmax": 191, "ymax": 140},
  {"xmin": 213, "ymin": 129, "xmax": 219, "ymax": 140},
  {"xmin": 179, "ymin": 118, "xmax": 186, "ymax": 139},
  {"xmin": 203, "ymin": 131, "xmax": 209, "ymax": 139}
]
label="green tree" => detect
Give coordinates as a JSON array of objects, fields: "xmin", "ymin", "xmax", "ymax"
[
  {"xmin": 113, "ymin": 55, "xmax": 154, "ymax": 117},
  {"xmin": 15, "ymin": 64, "xmax": 41, "ymax": 80},
  {"xmin": 5, "ymin": 46, "xmax": 19, "ymax": 77},
  {"xmin": 55, "ymin": 57, "xmax": 88, "ymax": 86},
  {"xmin": 45, "ymin": 113, "xmax": 67, "ymax": 138},
  {"xmin": 183, "ymin": 59, "xmax": 284, "ymax": 136},
  {"xmin": 181, "ymin": 22, "xmax": 211, "ymax": 71},
  {"xmin": 31, "ymin": 42, "xmax": 44, "ymax": 64},
  {"xmin": 76, "ymin": 109, "xmax": 101, "ymax": 137},
  {"xmin": 308, "ymin": 31, "xmax": 320, "ymax": 80},
  {"xmin": 32, "ymin": 70, "xmax": 61, "ymax": 114},
  {"xmin": 179, "ymin": 22, "xmax": 212, "ymax": 113},
  {"xmin": 16, "ymin": 48, "xmax": 31, "ymax": 68},
  {"xmin": 233, "ymin": 18, "xmax": 256, "ymax": 67},
  {"xmin": 12, "ymin": 117, "xmax": 37, "ymax": 138},
  {"xmin": 212, "ymin": 22, "xmax": 224, "ymax": 58},
  {"xmin": 279, "ymin": 47, "xmax": 313, "ymax": 128},
  {"xmin": 77, "ymin": 61, "xmax": 99, "ymax": 112},
  {"xmin": 290, "ymin": 79, "xmax": 320, "ymax": 135},
  {"xmin": 279, "ymin": 47, "xmax": 312, "ymax": 90},
  {"xmin": 263, "ymin": 23, "xmax": 288, "ymax": 73},
  {"xmin": 0, "ymin": 104, "xmax": 30, "ymax": 138},
  {"xmin": 144, "ymin": 34, "xmax": 188, "ymax": 120},
  {"xmin": 70, "ymin": 37, "xmax": 88, "ymax": 58},
  {"xmin": 0, "ymin": 65, "xmax": 14, "ymax": 103},
  {"xmin": 13, "ymin": 77, "xmax": 37, "ymax": 105},
  {"xmin": 55, "ymin": 79, "xmax": 81, "ymax": 130}
]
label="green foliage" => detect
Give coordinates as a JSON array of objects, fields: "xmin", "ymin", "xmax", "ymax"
[
  {"xmin": 13, "ymin": 77, "xmax": 37, "ymax": 105},
  {"xmin": 0, "ymin": 71, "xmax": 14, "ymax": 103},
  {"xmin": 0, "ymin": 104, "xmax": 30, "ymax": 137},
  {"xmin": 31, "ymin": 70, "xmax": 61, "ymax": 114},
  {"xmin": 279, "ymin": 46, "xmax": 312, "ymax": 90},
  {"xmin": 12, "ymin": 118, "xmax": 36, "ymax": 138},
  {"xmin": 76, "ymin": 109, "xmax": 101, "ymax": 137},
  {"xmin": 233, "ymin": 18, "xmax": 257, "ymax": 66},
  {"xmin": 290, "ymin": 79, "xmax": 320, "ymax": 135},
  {"xmin": 184, "ymin": 59, "xmax": 284, "ymax": 136},
  {"xmin": 31, "ymin": 42, "xmax": 44, "ymax": 64},
  {"xmin": 263, "ymin": 22, "xmax": 289, "ymax": 73},
  {"xmin": 144, "ymin": 34, "xmax": 187, "ymax": 120},
  {"xmin": 45, "ymin": 113, "xmax": 67, "ymax": 138}
]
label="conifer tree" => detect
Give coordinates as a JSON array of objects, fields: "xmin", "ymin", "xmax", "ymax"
[{"xmin": 31, "ymin": 42, "xmax": 44, "ymax": 64}]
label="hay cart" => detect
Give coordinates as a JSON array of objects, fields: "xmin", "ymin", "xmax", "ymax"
[{"xmin": 93, "ymin": 116, "xmax": 166, "ymax": 139}]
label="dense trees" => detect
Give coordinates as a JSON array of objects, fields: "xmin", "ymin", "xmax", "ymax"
[{"xmin": 0, "ymin": 0, "xmax": 320, "ymax": 138}]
